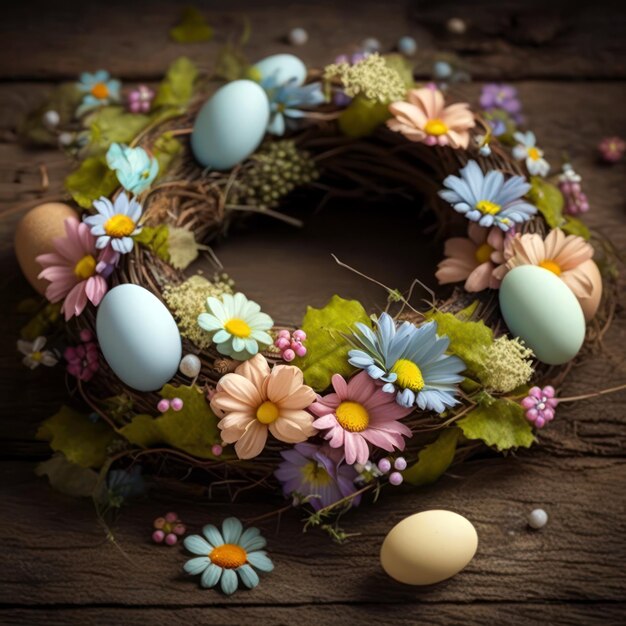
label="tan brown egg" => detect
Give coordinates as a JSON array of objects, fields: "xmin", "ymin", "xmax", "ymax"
[
  {"xmin": 14, "ymin": 202, "xmax": 77, "ymax": 295},
  {"xmin": 577, "ymin": 259, "xmax": 603, "ymax": 322},
  {"xmin": 380, "ymin": 510, "xmax": 478, "ymax": 585}
]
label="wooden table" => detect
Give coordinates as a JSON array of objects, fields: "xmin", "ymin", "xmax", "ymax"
[{"xmin": 1, "ymin": 1, "xmax": 625, "ymax": 624}]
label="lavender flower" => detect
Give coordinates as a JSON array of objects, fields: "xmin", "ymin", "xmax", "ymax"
[
  {"xmin": 274, "ymin": 442, "xmax": 360, "ymax": 511},
  {"xmin": 480, "ymin": 83, "xmax": 522, "ymax": 122},
  {"xmin": 521, "ymin": 386, "xmax": 558, "ymax": 429},
  {"xmin": 558, "ymin": 164, "xmax": 590, "ymax": 215}
]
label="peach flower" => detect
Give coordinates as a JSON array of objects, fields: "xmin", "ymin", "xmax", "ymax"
[
  {"xmin": 436, "ymin": 223, "xmax": 510, "ymax": 292},
  {"xmin": 210, "ymin": 354, "xmax": 316, "ymax": 459},
  {"xmin": 387, "ymin": 86, "xmax": 475, "ymax": 148},
  {"xmin": 505, "ymin": 228, "xmax": 594, "ymax": 298}
]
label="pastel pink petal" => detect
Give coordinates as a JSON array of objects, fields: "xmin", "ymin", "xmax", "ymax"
[
  {"xmin": 361, "ymin": 428, "xmax": 404, "ymax": 452},
  {"xmin": 326, "ymin": 424, "xmax": 345, "ymax": 448},
  {"xmin": 211, "ymin": 392, "xmax": 255, "ymax": 416},
  {"xmin": 436, "ymin": 258, "xmax": 474, "ymax": 284},
  {"xmin": 446, "ymin": 129, "xmax": 470, "ymax": 149},
  {"xmin": 386, "ymin": 120, "xmax": 427, "ymax": 142},
  {"xmin": 85, "ymin": 275, "xmax": 108, "ymax": 306},
  {"xmin": 521, "ymin": 397, "xmax": 536, "ymax": 409},
  {"xmin": 468, "ymin": 222, "xmax": 488, "ymax": 246},
  {"xmin": 486, "ymin": 227, "xmax": 504, "ymax": 251},
  {"xmin": 217, "ymin": 373, "xmax": 263, "ymax": 407},
  {"xmin": 343, "ymin": 432, "xmax": 368, "ymax": 465},
  {"xmin": 234, "ymin": 420, "xmax": 268, "ymax": 459},
  {"xmin": 346, "ymin": 371, "xmax": 375, "ymax": 404},
  {"xmin": 267, "ymin": 365, "xmax": 305, "ymax": 404},
  {"xmin": 235, "ymin": 354, "xmax": 270, "ymax": 389},
  {"xmin": 388, "ymin": 101, "xmax": 427, "ymax": 129},
  {"xmin": 62, "ymin": 283, "xmax": 88, "ymax": 320},
  {"xmin": 554, "ymin": 236, "xmax": 593, "ymax": 269},
  {"xmin": 368, "ymin": 403, "xmax": 412, "ymax": 422},
  {"xmin": 441, "ymin": 103, "xmax": 474, "ymax": 127},
  {"xmin": 464, "ymin": 262, "xmax": 494, "ymax": 292},
  {"xmin": 331, "ymin": 374, "xmax": 349, "ymax": 399},
  {"xmin": 561, "ymin": 269, "xmax": 594, "ymax": 298},
  {"xmin": 312, "ymin": 413, "xmax": 339, "ymax": 430},
  {"xmin": 36, "ymin": 252, "xmax": 69, "ymax": 269},
  {"xmin": 543, "ymin": 229, "xmax": 564, "ymax": 260},
  {"xmin": 77, "ymin": 222, "xmax": 96, "ymax": 253},
  {"xmin": 368, "ymin": 419, "xmax": 413, "ymax": 438},
  {"xmin": 279, "ymin": 385, "xmax": 316, "ymax": 410},
  {"xmin": 269, "ymin": 417, "xmax": 309, "ymax": 443},
  {"xmin": 218, "ymin": 411, "xmax": 255, "ymax": 432},
  {"xmin": 444, "ymin": 237, "xmax": 477, "ymax": 261}
]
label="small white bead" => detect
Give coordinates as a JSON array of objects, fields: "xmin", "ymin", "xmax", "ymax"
[
  {"xmin": 288, "ymin": 27, "xmax": 308, "ymax": 46},
  {"xmin": 528, "ymin": 508, "xmax": 548, "ymax": 529},
  {"xmin": 57, "ymin": 132, "xmax": 74, "ymax": 147},
  {"xmin": 42, "ymin": 110, "xmax": 60, "ymax": 130},
  {"xmin": 398, "ymin": 36, "xmax": 417, "ymax": 56},
  {"xmin": 447, "ymin": 17, "xmax": 467, "ymax": 35},
  {"xmin": 179, "ymin": 354, "xmax": 201, "ymax": 378},
  {"xmin": 361, "ymin": 37, "xmax": 381, "ymax": 53}
]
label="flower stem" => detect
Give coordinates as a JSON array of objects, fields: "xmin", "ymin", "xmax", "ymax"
[{"xmin": 558, "ymin": 382, "xmax": 626, "ymax": 403}]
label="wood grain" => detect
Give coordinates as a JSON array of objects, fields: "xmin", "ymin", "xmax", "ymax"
[{"xmin": 1, "ymin": 1, "xmax": 625, "ymax": 623}]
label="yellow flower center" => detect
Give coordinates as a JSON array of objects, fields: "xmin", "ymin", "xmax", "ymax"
[
  {"xmin": 539, "ymin": 259, "xmax": 562, "ymax": 276},
  {"xmin": 104, "ymin": 214, "xmax": 136, "ymax": 238},
  {"xmin": 476, "ymin": 199, "xmax": 501, "ymax": 215},
  {"xmin": 74, "ymin": 254, "xmax": 97, "ymax": 279},
  {"xmin": 224, "ymin": 318, "xmax": 252, "ymax": 338},
  {"xmin": 31, "ymin": 351, "xmax": 43, "ymax": 362},
  {"xmin": 475, "ymin": 242, "xmax": 494, "ymax": 264},
  {"xmin": 256, "ymin": 400, "xmax": 279, "ymax": 424},
  {"xmin": 528, "ymin": 147, "xmax": 541, "ymax": 161},
  {"xmin": 300, "ymin": 460, "xmax": 333, "ymax": 487},
  {"xmin": 91, "ymin": 82, "xmax": 109, "ymax": 100},
  {"xmin": 424, "ymin": 118, "xmax": 449, "ymax": 136},
  {"xmin": 335, "ymin": 401, "xmax": 369, "ymax": 432},
  {"xmin": 209, "ymin": 544, "xmax": 247, "ymax": 569},
  {"xmin": 391, "ymin": 359, "xmax": 425, "ymax": 392}
]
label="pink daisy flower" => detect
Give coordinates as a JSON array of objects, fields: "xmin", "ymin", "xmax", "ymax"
[
  {"xmin": 36, "ymin": 217, "xmax": 116, "ymax": 321},
  {"xmin": 309, "ymin": 371, "xmax": 413, "ymax": 466}
]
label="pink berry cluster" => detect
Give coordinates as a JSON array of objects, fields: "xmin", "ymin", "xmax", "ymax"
[
  {"xmin": 274, "ymin": 329, "xmax": 307, "ymax": 362},
  {"xmin": 157, "ymin": 397, "xmax": 184, "ymax": 413},
  {"xmin": 152, "ymin": 511, "xmax": 186, "ymax": 546},
  {"xmin": 521, "ymin": 385, "xmax": 558, "ymax": 429},
  {"xmin": 598, "ymin": 136, "xmax": 625, "ymax": 163},
  {"xmin": 127, "ymin": 85, "xmax": 155, "ymax": 114},
  {"xmin": 377, "ymin": 456, "xmax": 407, "ymax": 486},
  {"xmin": 64, "ymin": 329, "xmax": 99, "ymax": 382},
  {"xmin": 558, "ymin": 164, "xmax": 589, "ymax": 215}
]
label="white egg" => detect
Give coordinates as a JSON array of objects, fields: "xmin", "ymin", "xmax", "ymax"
[
  {"xmin": 380, "ymin": 510, "xmax": 478, "ymax": 585},
  {"xmin": 191, "ymin": 80, "xmax": 270, "ymax": 170},
  {"xmin": 528, "ymin": 508, "xmax": 548, "ymax": 529},
  {"xmin": 96, "ymin": 284, "xmax": 182, "ymax": 392},
  {"xmin": 179, "ymin": 354, "xmax": 201, "ymax": 378},
  {"xmin": 288, "ymin": 28, "xmax": 308, "ymax": 46}
]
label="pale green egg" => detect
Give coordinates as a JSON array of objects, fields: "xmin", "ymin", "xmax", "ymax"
[
  {"xmin": 499, "ymin": 265, "xmax": 586, "ymax": 365},
  {"xmin": 191, "ymin": 80, "xmax": 270, "ymax": 170},
  {"xmin": 253, "ymin": 53, "xmax": 307, "ymax": 86}
]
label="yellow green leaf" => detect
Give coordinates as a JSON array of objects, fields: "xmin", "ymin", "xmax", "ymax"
[
  {"xmin": 84, "ymin": 106, "xmax": 151, "ymax": 156},
  {"xmin": 152, "ymin": 132, "xmax": 183, "ymax": 177},
  {"xmin": 153, "ymin": 57, "xmax": 198, "ymax": 109},
  {"xmin": 168, "ymin": 226, "xmax": 201, "ymax": 270},
  {"xmin": 457, "ymin": 395, "xmax": 535, "ymax": 451},
  {"xmin": 64, "ymin": 156, "xmax": 118, "ymax": 209},
  {"xmin": 36, "ymin": 405, "xmax": 116, "ymax": 468},
  {"xmin": 562, "ymin": 215, "xmax": 591, "ymax": 240},
  {"xmin": 293, "ymin": 295, "xmax": 371, "ymax": 391},
  {"xmin": 528, "ymin": 176, "xmax": 565, "ymax": 229},
  {"xmin": 120, "ymin": 384, "xmax": 220, "ymax": 458},
  {"xmin": 403, "ymin": 428, "xmax": 459, "ymax": 486},
  {"xmin": 339, "ymin": 94, "xmax": 391, "ymax": 138},
  {"xmin": 35, "ymin": 453, "xmax": 102, "ymax": 497},
  {"xmin": 170, "ymin": 7, "xmax": 214, "ymax": 43},
  {"xmin": 133, "ymin": 225, "xmax": 170, "ymax": 261}
]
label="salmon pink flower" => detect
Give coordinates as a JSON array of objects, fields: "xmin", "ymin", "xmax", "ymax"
[{"xmin": 387, "ymin": 86, "xmax": 475, "ymax": 149}]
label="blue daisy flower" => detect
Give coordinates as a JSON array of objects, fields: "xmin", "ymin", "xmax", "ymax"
[
  {"xmin": 183, "ymin": 517, "xmax": 274, "ymax": 595},
  {"xmin": 76, "ymin": 70, "xmax": 121, "ymax": 116},
  {"xmin": 262, "ymin": 75, "xmax": 324, "ymax": 136},
  {"xmin": 438, "ymin": 160, "xmax": 537, "ymax": 232},
  {"xmin": 106, "ymin": 143, "xmax": 159, "ymax": 195},
  {"xmin": 348, "ymin": 313, "xmax": 466, "ymax": 413}
]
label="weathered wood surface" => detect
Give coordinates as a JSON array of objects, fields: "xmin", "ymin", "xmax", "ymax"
[{"xmin": 1, "ymin": 1, "xmax": 625, "ymax": 624}]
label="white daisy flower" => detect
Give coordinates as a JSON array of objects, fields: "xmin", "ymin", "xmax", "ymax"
[
  {"xmin": 513, "ymin": 131, "xmax": 550, "ymax": 177},
  {"xmin": 17, "ymin": 336, "xmax": 58, "ymax": 369},
  {"xmin": 197, "ymin": 293, "xmax": 273, "ymax": 361},
  {"xmin": 83, "ymin": 192, "xmax": 143, "ymax": 254}
]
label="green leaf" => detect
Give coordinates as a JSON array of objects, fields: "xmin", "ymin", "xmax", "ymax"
[
  {"xmin": 20, "ymin": 302, "xmax": 62, "ymax": 341},
  {"xmin": 168, "ymin": 226, "xmax": 201, "ymax": 270},
  {"xmin": 528, "ymin": 176, "xmax": 565, "ymax": 229},
  {"xmin": 83, "ymin": 106, "xmax": 151, "ymax": 156},
  {"xmin": 426, "ymin": 308, "xmax": 493, "ymax": 379},
  {"xmin": 403, "ymin": 428, "xmax": 459, "ymax": 486},
  {"xmin": 153, "ymin": 57, "xmax": 198, "ymax": 109},
  {"xmin": 64, "ymin": 156, "xmax": 118, "ymax": 209},
  {"xmin": 152, "ymin": 132, "xmax": 183, "ymax": 177},
  {"xmin": 36, "ymin": 405, "xmax": 116, "ymax": 468},
  {"xmin": 170, "ymin": 6, "xmax": 214, "ymax": 43},
  {"xmin": 457, "ymin": 395, "xmax": 535, "ymax": 452},
  {"xmin": 294, "ymin": 295, "xmax": 371, "ymax": 391},
  {"xmin": 19, "ymin": 83, "xmax": 83, "ymax": 146},
  {"xmin": 383, "ymin": 53, "xmax": 415, "ymax": 89},
  {"xmin": 35, "ymin": 453, "xmax": 102, "ymax": 497},
  {"xmin": 120, "ymin": 384, "xmax": 220, "ymax": 458},
  {"xmin": 133, "ymin": 225, "xmax": 170, "ymax": 261},
  {"xmin": 338, "ymin": 94, "xmax": 391, "ymax": 138},
  {"xmin": 214, "ymin": 43, "xmax": 252, "ymax": 81},
  {"xmin": 562, "ymin": 215, "xmax": 591, "ymax": 240}
]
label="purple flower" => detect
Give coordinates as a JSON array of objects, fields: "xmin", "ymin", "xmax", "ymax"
[
  {"xmin": 127, "ymin": 85, "xmax": 155, "ymax": 114},
  {"xmin": 558, "ymin": 164, "xmax": 590, "ymax": 215},
  {"xmin": 480, "ymin": 83, "xmax": 522, "ymax": 118},
  {"xmin": 521, "ymin": 386, "xmax": 558, "ymax": 429},
  {"xmin": 274, "ymin": 442, "xmax": 360, "ymax": 511}
]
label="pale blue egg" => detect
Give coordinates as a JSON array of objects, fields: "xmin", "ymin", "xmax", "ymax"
[
  {"xmin": 96, "ymin": 284, "xmax": 182, "ymax": 392},
  {"xmin": 499, "ymin": 265, "xmax": 586, "ymax": 365},
  {"xmin": 253, "ymin": 53, "xmax": 307, "ymax": 86},
  {"xmin": 191, "ymin": 80, "xmax": 270, "ymax": 170}
]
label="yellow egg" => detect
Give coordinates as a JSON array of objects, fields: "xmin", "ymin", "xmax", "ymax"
[
  {"xmin": 577, "ymin": 259, "xmax": 603, "ymax": 322},
  {"xmin": 380, "ymin": 510, "xmax": 478, "ymax": 585},
  {"xmin": 14, "ymin": 202, "xmax": 77, "ymax": 295}
]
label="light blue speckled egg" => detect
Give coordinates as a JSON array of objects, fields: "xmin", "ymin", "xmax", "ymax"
[
  {"xmin": 96, "ymin": 284, "xmax": 182, "ymax": 392},
  {"xmin": 499, "ymin": 265, "xmax": 586, "ymax": 365},
  {"xmin": 191, "ymin": 80, "xmax": 270, "ymax": 170},
  {"xmin": 253, "ymin": 53, "xmax": 307, "ymax": 86}
]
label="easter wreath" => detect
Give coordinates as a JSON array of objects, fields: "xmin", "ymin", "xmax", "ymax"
[{"xmin": 16, "ymin": 52, "xmax": 620, "ymax": 544}]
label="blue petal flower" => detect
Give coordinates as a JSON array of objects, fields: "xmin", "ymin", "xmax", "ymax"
[{"xmin": 106, "ymin": 143, "xmax": 159, "ymax": 195}]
